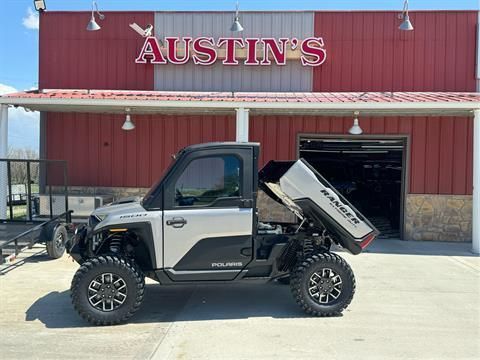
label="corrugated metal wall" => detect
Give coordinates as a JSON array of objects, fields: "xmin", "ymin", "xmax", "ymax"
[
  {"xmin": 46, "ymin": 112, "xmax": 235, "ymax": 188},
  {"xmin": 38, "ymin": 11, "xmax": 477, "ymax": 92},
  {"xmin": 47, "ymin": 112, "xmax": 474, "ymax": 195},
  {"xmin": 153, "ymin": 12, "xmax": 314, "ymax": 92},
  {"xmin": 313, "ymin": 11, "xmax": 477, "ymax": 91},
  {"xmin": 40, "ymin": 11, "xmax": 478, "ymax": 195},
  {"xmin": 249, "ymin": 115, "xmax": 473, "ymax": 195},
  {"xmin": 39, "ymin": 12, "xmax": 155, "ymax": 90}
]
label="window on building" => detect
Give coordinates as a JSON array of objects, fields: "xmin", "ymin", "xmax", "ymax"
[{"xmin": 175, "ymin": 155, "xmax": 241, "ymax": 207}]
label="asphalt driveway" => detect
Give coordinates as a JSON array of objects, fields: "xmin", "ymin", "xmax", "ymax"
[{"xmin": 0, "ymin": 240, "xmax": 478, "ymax": 359}]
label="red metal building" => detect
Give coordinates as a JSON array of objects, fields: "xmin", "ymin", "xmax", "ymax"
[{"xmin": 2, "ymin": 10, "xmax": 480, "ymax": 244}]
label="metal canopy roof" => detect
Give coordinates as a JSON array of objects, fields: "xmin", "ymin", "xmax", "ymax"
[{"xmin": 1, "ymin": 89, "xmax": 479, "ymax": 116}]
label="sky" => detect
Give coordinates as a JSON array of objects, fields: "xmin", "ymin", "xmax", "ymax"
[{"xmin": 0, "ymin": 0, "xmax": 479, "ymax": 151}]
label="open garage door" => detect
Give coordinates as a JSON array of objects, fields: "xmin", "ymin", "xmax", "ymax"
[{"xmin": 298, "ymin": 136, "xmax": 407, "ymax": 240}]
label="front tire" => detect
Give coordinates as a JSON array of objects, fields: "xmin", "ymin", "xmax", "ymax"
[
  {"xmin": 290, "ymin": 253, "xmax": 355, "ymax": 317},
  {"xmin": 71, "ymin": 255, "xmax": 145, "ymax": 325}
]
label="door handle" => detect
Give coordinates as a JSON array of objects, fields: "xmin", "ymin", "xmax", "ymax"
[{"xmin": 166, "ymin": 217, "xmax": 187, "ymax": 228}]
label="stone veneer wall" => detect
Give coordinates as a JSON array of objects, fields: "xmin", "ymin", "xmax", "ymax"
[
  {"xmin": 405, "ymin": 194, "xmax": 472, "ymax": 242},
  {"xmin": 257, "ymin": 190, "xmax": 296, "ymax": 223}
]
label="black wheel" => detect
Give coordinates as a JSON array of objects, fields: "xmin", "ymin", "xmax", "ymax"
[
  {"xmin": 46, "ymin": 225, "xmax": 67, "ymax": 259},
  {"xmin": 290, "ymin": 252, "xmax": 355, "ymax": 317},
  {"xmin": 71, "ymin": 255, "xmax": 145, "ymax": 326}
]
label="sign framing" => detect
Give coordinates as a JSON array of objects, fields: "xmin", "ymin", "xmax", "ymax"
[{"xmin": 135, "ymin": 36, "xmax": 327, "ymax": 67}]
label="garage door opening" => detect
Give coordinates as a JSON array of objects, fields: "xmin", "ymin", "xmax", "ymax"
[{"xmin": 298, "ymin": 136, "xmax": 407, "ymax": 240}]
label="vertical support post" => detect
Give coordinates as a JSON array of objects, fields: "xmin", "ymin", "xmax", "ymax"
[
  {"xmin": 7, "ymin": 161, "xmax": 13, "ymax": 220},
  {"xmin": 39, "ymin": 112, "xmax": 47, "ymax": 194},
  {"xmin": 26, "ymin": 161, "xmax": 32, "ymax": 221},
  {"xmin": 0, "ymin": 104, "xmax": 8, "ymax": 220},
  {"xmin": 473, "ymin": 110, "xmax": 480, "ymax": 254},
  {"xmin": 64, "ymin": 161, "xmax": 70, "ymax": 222},
  {"xmin": 235, "ymin": 108, "xmax": 249, "ymax": 142}
]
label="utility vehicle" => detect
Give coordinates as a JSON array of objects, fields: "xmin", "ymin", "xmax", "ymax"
[{"xmin": 67, "ymin": 142, "xmax": 378, "ymax": 325}]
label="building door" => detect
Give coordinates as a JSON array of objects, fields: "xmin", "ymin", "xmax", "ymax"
[{"xmin": 298, "ymin": 136, "xmax": 407, "ymax": 239}]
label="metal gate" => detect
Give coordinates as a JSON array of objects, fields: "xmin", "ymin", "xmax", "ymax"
[
  {"xmin": 0, "ymin": 159, "xmax": 72, "ymax": 266},
  {"xmin": 0, "ymin": 159, "xmax": 69, "ymax": 222}
]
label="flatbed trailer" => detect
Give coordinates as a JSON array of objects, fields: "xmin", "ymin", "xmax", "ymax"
[
  {"xmin": 0, "ymin": 158, "xmax": 72, "ymax": 266},
  {"xmin": 0, "ymin": 212, "xmax": 72, "ymax": 265}
]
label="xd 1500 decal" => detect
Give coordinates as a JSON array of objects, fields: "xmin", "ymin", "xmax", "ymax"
[{"xmin": 135, "ymin": 36, "xmax": 327, "ymax": 67}]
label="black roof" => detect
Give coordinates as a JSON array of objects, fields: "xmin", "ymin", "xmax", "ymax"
[{"xmin": 182, "ymin": 142, "xmax": 260, "ymax": 152}]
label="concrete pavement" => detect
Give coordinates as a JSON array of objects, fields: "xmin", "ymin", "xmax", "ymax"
[{"xmin": 0, "ymin": 240, "xmax": 479, "ymax": 359}]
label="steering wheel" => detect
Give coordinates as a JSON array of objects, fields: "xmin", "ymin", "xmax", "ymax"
[{"xmin": 176, "ymin": 188, "xmax": 183, "ymax": 198}]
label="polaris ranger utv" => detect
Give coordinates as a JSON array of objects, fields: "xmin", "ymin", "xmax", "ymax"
[{"xmin": 67, "ymin": 142, "xmax": 378, "ymax": 325}]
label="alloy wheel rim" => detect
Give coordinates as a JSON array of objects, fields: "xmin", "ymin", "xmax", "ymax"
[
  {"xmin": 308, "ymin": 268, "xmax": 343, "ymax": 304},
  {"xmin": 88, "ymin": 273, "xmax": 127, "ymax": 312}
]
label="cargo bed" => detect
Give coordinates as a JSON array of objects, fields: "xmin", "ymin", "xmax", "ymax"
[{"xmin": 259, "ymin": 159, "xmax": 380, "ymax": 254}]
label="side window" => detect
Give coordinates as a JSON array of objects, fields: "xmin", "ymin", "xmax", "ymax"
[{"xmin": 175, "ymin": 155, "xmax": 241, "ymax": 207}]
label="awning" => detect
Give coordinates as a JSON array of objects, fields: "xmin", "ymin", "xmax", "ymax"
[{"xmin": 1, "ymin": 89, "xmax": 479, "ymax": 116}]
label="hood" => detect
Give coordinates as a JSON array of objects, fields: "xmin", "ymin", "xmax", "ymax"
[{"xmin": 91, "ymin": 198, "xmax": 146, "ymax": 219}]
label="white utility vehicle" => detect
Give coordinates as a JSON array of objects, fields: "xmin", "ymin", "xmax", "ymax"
[{"xmin": 67, "ymin": 142, "xmax": 378, "ymax": 325}]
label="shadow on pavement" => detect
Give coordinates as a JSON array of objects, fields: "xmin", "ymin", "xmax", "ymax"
[
  {"xmin": 363, "ymin": 239, "xmax": 477, "ymax": 257},
  {"xmin": 26, "ymin": 282, "xmax": 314, "ymax": 328}
]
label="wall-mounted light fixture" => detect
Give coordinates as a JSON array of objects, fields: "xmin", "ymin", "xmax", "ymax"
[
  {"xmin": 230, "ymin": 2, "xmax": 244, "ymax": 32},
  {"xmin": 348, "ymin": 111, "xmax": 363, "ymax": 135},
  {"xmin": 34, "ymin": 0, "xmax": 46, "ymax": 12},
  {"xmin": 122, "ymin": 108, "xmax": 135, "ymax": 131},
  {"xmin": 87, "ymin": 0, "xmax": 105, "ymax": 31},
  {"xmin": 399, "ymin": 0, "xmax": 414, "ymax": 31}
]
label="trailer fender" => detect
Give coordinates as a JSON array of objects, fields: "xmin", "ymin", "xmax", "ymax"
[{"xmin": 40, "ymin": 221, "xmax": 65, "ymax": 243}]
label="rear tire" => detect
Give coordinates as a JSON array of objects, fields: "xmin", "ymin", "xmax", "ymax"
[
  {"xmin": 290, "ymin": 252, "xmax": 355, "ymax": 317},
  {"xmin": 71, "ymin": 255, "xmax": 145, "ymax": 326},
  {"xmin": 46, "ymin": 225, "xmax": 67, "ymax": 259}
]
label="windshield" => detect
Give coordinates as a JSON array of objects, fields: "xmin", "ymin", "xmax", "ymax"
[{"xmin": 141, "ymin": 148, "xmax": 185, "ymax": 206}]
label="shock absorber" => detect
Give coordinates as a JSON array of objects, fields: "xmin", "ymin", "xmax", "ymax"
[
  {"xmin": 303, "ymin": 238, "xmax": 314, "ymax": 258},
  {"xmin": 109, "ymin": 236, "xmax": 123, "ymax": 254}
]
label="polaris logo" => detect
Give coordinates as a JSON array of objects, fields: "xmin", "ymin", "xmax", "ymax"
[
  {"xmin": 320, "ymin": 189, "xmax": 361, "ymax": 225},
  {"xmin": 211, "ymin": 262, "xmax": 243, "ymax": 268}
]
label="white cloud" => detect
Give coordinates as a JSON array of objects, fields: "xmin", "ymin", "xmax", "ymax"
[
  {"xmin": 0, "ymin": 84, "xmax": 17, "ymax": 95},
  {"xmin": 22, "ymin": 8, "xmax": 39, "ymax": 30},
  {"xmin": 0, "ymin": 83, "xmax": 40, "ymax": 151}
]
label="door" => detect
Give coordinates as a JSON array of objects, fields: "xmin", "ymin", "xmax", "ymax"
[{"xmin": 162, "ymin": 150, "xmax": 254, "ymax": 281}]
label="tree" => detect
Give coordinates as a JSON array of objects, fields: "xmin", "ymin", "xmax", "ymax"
[{"xmin": 7, "ymin": 147, "xmax": 39, "ymax": 186}]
